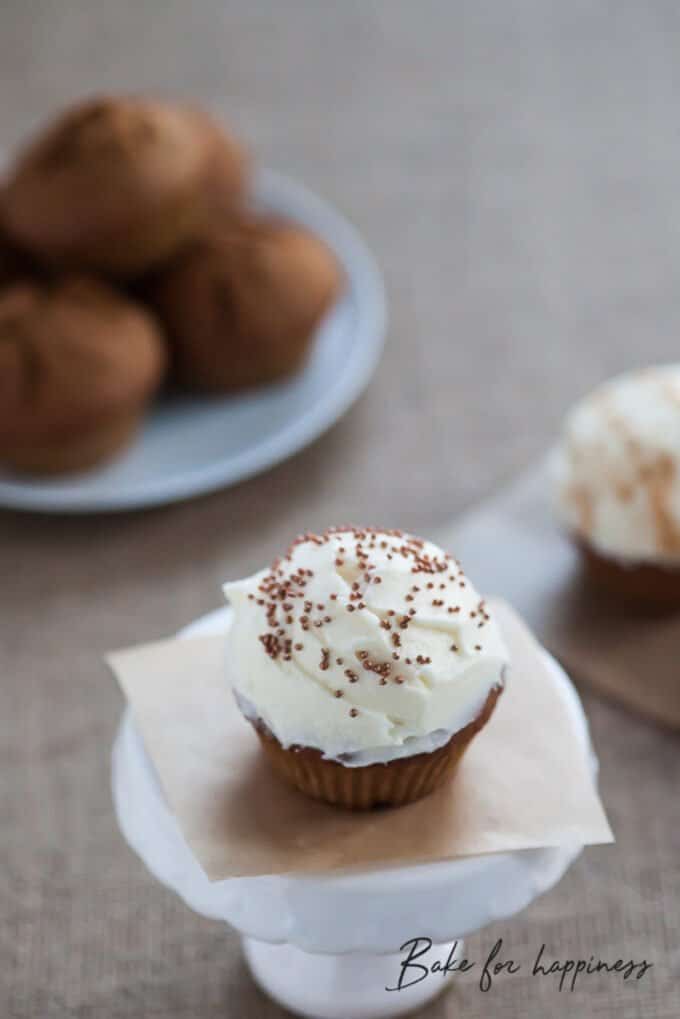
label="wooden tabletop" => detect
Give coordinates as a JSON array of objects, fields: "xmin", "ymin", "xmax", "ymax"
[{"xmin": 2, "ymin": 3, "xmax": 679, "ymax": 1017}]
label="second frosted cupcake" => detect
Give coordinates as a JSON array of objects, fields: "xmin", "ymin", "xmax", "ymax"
[{"xmin": 552, "ymin": 365, "xmax": 680, "ymax": 607}]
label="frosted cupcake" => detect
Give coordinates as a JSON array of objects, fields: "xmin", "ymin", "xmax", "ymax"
[
  {"xmin": 553, "ymin": 365, "xmax": 680, "ymax": 607},
  {"xmin": 224, "ymin": 527, "xmax": 508, "ymax": 809}
]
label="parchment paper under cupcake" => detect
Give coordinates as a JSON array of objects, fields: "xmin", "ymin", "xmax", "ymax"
[
  {"xmin": 440, "ymin": 462, "xmax": 680, "ymax": 731},
  {"xmin": 108, "ymin": 600, "xmax": 611, "ymax": 881}
]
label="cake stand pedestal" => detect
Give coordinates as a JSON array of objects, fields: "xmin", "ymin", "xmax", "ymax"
[{"xmin": 111, "ymin": 609, "xmax": 595, "ymax": 1019}]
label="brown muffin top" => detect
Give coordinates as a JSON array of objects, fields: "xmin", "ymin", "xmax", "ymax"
[
  {"xmin": 181, "ymin": 107, "xmax": 250, "ymax": 220},
  {"xmin": 2, "ymin": 96, "xmax": 248, "ymax": 273},
  {"xmin": 0, "ymin": 276, "xmax": 166, "ymax": 446},
  {"xmin": 150, "ymin": 216, "xmax": 341, "ymax": 390},
  {"xmin": 200, "ymin": 217, "xmax": 341, "ymax": 332}
]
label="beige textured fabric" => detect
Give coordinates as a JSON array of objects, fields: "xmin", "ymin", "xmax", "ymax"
[{"xmin": 1, "ymin": 2, "xmax": 679, "ymax": 1017}]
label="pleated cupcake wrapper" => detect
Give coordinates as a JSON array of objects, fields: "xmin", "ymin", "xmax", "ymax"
[{"xmin": 254, "ymin": 699, "xmax": 492, "ymax": 810}]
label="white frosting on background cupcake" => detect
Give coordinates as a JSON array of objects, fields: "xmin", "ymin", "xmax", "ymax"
[
  {"xmin": 553, "ymin": 365, "xmax": 680, "ymax": 564},
  {"xmin": 224, "ymin": 528, "xmax": 508, "ymax": 764}
]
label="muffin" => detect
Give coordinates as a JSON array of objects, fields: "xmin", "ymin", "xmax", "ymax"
[
  {"xmin": 224, "ymin": 527, "xmax": 508, "ymax": 810},
  {"xmin": 552, "ymin": 365, "xmax": 680, "ymax": 607},
  {"xmin": 2, "ymin": 96, "xmax": 249, "ymax": 278},
  {"xmin": 148, "ymin": 215, "xmax": 341, "ymax": 392},
  {"xmin": 0, "ymin": 224, "xmax": 38, "ymax": 289},
  {"xmin": 0, "ymin": 277, "xmax": 166, "ymax": 474}
]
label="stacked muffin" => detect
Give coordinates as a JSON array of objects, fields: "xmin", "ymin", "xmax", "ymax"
[{"xmin": 0, "ymin": 96, "xmax": 341, "ymax": 475}]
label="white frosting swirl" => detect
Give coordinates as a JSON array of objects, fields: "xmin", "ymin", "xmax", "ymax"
[
  {"xmin": 553, "ymin": 365, "xmax": 680, "ymax": 564},
  {"xmin": 224, "ymin": 528, "xmax": 508, "ymax": 763}
]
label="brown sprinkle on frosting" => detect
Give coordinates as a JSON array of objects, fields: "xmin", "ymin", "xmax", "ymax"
[{"xmin": 251, "ymin": 529, "xmax": 481, "ymax": 694}]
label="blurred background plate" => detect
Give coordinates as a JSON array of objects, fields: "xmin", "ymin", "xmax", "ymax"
[{"xmin": 0, "ymin": 168, "xmax": 386, "ymax": 513}]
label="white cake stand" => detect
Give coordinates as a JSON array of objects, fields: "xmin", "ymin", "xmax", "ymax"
[{"xmin": 112, "ymin": 608, "xmax": 596, "ymax": 1019}]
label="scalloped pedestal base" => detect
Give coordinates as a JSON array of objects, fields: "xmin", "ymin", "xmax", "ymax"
[{"xmin": 243, "ymin": 936, "xmax": 461, "ymax": 1019}]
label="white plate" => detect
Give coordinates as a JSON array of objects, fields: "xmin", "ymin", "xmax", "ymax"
[{"xmin": 0, "ymin": 169, "xmax": 386, "ymax": 513}]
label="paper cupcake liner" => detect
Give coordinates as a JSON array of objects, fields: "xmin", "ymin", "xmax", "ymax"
[
  {"xmin": 253, "ymin": 686, "xmax": 501, "ymax": 810},
  {"xmin": 577, "ymin": 538, "xmax": 680, "ymax": 610}
]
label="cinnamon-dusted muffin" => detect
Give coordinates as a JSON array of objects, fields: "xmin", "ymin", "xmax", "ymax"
[
  {"xmin": 148, "ymin": 215, "xmax": 341, "ymax": 391},
  {"xmin": 0, "ymin": 277, "xmax": 166, "ymax": 474},
  {"xmin": 552, "ymin": 365, "xmax": 680, "ymax": 608},
  {"xmin": 2, "ymin": 96, "xmax": 249, "ymax": 278}
]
